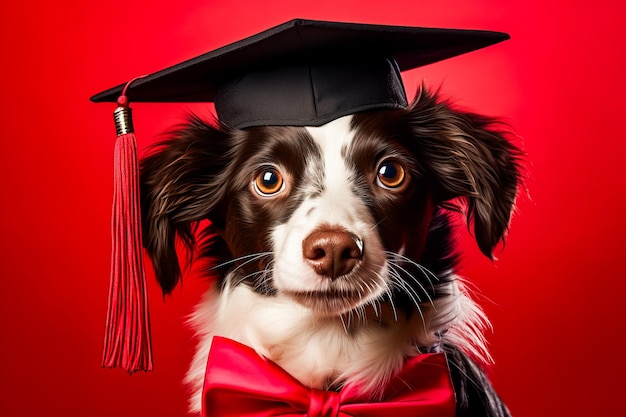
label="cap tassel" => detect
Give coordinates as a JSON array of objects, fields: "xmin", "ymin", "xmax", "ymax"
[{"xmin": 102, "ymin": 77, "xmax": 153, "ymax": 373}]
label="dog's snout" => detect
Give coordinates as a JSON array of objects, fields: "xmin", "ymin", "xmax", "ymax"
[{"xmin": 302, "ymin": 229, "xmax": 364, "ymax": 279}]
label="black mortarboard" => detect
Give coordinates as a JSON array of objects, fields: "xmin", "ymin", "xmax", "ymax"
[
  {"xmin": 93, "ymin": 18, "xmax": 509, "ymax": 374},
  {"xmin": 91, "ymin": 18, "xmax": 509, "ymax": 128}
]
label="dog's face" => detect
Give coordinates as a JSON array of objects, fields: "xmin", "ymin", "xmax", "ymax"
[
  {"xmin": 215, "ymin": 114, "xmax": 435, "ymax": 317},
  {"xmin": 140, "ymin": 88, "xmax": 520, "ymax": 321}
]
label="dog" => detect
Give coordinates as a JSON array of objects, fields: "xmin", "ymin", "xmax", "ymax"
[{"xmin": 139, "ymin": 85, "xmax": 521, "ymax": 416}]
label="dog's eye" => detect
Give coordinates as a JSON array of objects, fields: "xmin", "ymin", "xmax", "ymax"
[
  {"xmin": 376, "ymin": 160, "xmax": 406, "ymax": 190},
  {"xmin": 253, "ymin": 167, "xmax": 285, "ymax": 196}
]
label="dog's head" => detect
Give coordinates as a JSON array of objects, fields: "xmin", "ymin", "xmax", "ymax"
[{"xmin": 140, "ymin": 87, "xmax": 521, "ymax": 320}]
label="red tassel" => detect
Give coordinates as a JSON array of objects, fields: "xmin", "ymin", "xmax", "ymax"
[{"xmin": 102, "ymin": 81, "xmax": 153, "ymax": 373}]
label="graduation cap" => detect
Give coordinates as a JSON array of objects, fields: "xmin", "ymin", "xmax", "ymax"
[
  {"xmin": 92, "ymin": 18, "xmax": 509, "ymax": 373},
  {"xmin": 92, "ymin": 18, "xmax": 508, "ymax": 128}
]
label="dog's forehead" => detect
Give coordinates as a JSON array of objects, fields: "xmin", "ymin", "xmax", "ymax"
[
  {"xmin": 273, "ymin": 115, "xmax": 354, "ymax": 197},
  {"xmin": 304, "ymin": 115, "xmax": 355, "ymax": 158}
]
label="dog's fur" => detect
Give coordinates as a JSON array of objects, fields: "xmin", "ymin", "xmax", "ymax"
[{"xmin": 140, "ymin": 86, "xmax": 521, "ymax": 416}]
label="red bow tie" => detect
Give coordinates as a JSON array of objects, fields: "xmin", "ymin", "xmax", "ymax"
[{"xmin": 202, "ymin": 337, "xmax": 456, "ymax": 417}]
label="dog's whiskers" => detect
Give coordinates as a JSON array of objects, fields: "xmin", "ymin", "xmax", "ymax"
[
  {"xmin": 211, "ymin": 251, "xmax": 273, "ymax": 271},
  {"xmin": 387, "ymin": 268, "xmax": 422, "ymax": 306},
  {"xmin": 227, "ymin": 256, "xmax": 275, "ymax": 294},
  {"xmin": 373, "ymin": 270, "xmax": 399, "ymax": 322},
  {"xmin": 231, "ymin": 270, "xmax": 264, "ymax": 288},
  {"xmin": 385, "ymin": 252, "xmax": 437, "ymax": 307},
  {"xmin": 370, "ymin": 297, "xmax": 381, "ymax": 318},
  {"xmin": 385, "ymin": 250, "xmax": 439, "ymax": 288},
  {"xmin": 369, "ymin": 217, "xmax": 387, "ymax": 231},
  {"xmin": 369, "ymin": 280, "xmax": 387, "ymax": 320},
  {"xmin": 338, "ymin": 314, "xmax": 349, "ymax": 335},
  {"xmin": 253, "ymin": 260, "xmax": 276, "ymax": 294},
  {"xmin": 355, "ymin": 304, "xmax": 367, "ymax": 324},
  {"xmin": 388, "ymin": 263, "xmax": 435, "ymax": 308},
  {"xmin": 387, "ymin": 268, "xmax": 429, "ymax": 333}
]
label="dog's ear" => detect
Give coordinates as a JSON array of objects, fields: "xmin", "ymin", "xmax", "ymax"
[
  {"xmin": 140, "ymin": 116, "xmax": 232, "ymax": 294},
  {"xmin": 407, "ymin": 88, "xmax": 523, "ymax": 258}
]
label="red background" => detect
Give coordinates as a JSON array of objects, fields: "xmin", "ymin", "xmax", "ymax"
[{"xmin": 1, "ymin": 0, "xmax": 624, "ymax": 416}]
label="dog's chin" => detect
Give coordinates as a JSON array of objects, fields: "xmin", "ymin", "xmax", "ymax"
[
  {"xmin": 283, "ymin": 289, "xmax": 371, "ymax": 316},
  {"xmin": 278, "ymin": 269, "xmax": 388, "ymax": 317}
]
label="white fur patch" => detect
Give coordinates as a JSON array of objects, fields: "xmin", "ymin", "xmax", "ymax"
[{"xmin": 271, "ymin": 116, "xmax": 387, "ymax": 310}]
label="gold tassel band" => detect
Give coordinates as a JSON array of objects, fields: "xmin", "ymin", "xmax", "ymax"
[{"xmin": 114, "ymin": 106, "xmax": 134, "ymax": 136}]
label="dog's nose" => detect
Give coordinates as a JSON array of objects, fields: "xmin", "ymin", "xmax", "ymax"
[{"xmin": 302, "ymin": 229, "xmax": 364, "ymax": 279}]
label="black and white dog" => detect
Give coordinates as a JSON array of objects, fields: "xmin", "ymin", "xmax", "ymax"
[{"xmin": 140, "ymin": 86, "xmax": 521, "ymax": 416}]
